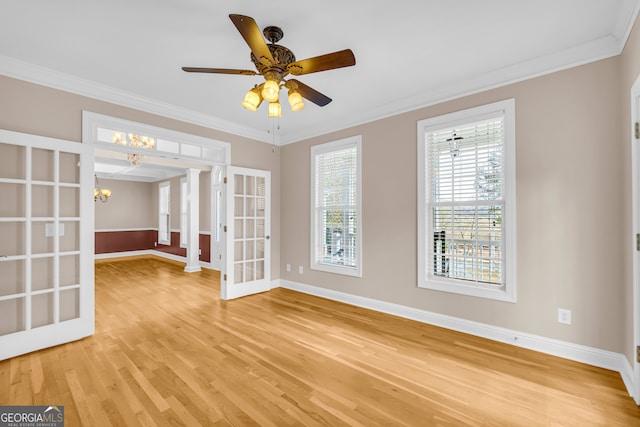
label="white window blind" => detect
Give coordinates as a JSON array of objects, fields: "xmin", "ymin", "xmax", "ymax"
[
  {"xmin": 418, "ymin": 99, "xmax": 516, "ymax": 302},
  {"xmin": 311, "ymin": 136, "xmax": 362, "ymax": 277},
  {"xmin": 158, "ymin": 181, "xmax": 170, "ymax": 245},
  {"xmin": 428, "ymin": 116, "xmax": 504, "ymax": 285}
]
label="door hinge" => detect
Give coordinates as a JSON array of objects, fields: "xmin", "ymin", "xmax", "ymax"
[
  {"xmin": 635, "ymin": 122, "xmax": 640, "ymax": 140},
  {"xmin": 637, "ymin": 345, "xmax": 640, "ymax": 363},
  {"xmin": 637, "ymin": 233, "xmax": 640, "ymax": 251},
  {"xmin": 224, "ymin": 225, "xmax": 227, "ymax": 232},
  {"xmin": 223, "ymin": 274, "xmax": 227, "ymax": 282},
  {"xmin": 224, "ymin": 177, "xmax": 227, "ymax": 184}
]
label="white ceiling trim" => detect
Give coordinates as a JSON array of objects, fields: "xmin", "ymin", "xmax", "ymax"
[
  {"xmin": 280, "ymin": 33, "xmax": 624, "ymax": 144},
  {"xmin": 0, "ymin": 54, "xmax": 274, "ymax": 144},
  {"xmin": 614, "ymin": 0, "xmax": 640, "ymax": 44}
]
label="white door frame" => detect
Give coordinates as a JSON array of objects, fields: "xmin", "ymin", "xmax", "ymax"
[
  {"xmin": 630, "ymin": 75, "xmax": 640, "ymax": 405},
  {"xmin": 82, "ymin": 112, "xmax": 230, "ymax": 272}
]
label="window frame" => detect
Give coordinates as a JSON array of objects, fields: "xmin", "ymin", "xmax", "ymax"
[
  {"xmin": 179, "ymin": 177, "xmax": 188, "ymax": 248},
  {"xmin": 417, "ymin": 99, "xmax": 516, "ymax": 302},
  {"xmin": 310, "ymin": 135, "xmax": 363, "ymax": 277},
  {"xmin": 158, "ymin": 181, "xmax": 171, "ymax": 246}
]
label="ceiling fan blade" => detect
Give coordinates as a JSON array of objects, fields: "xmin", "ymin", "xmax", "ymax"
[
  {"xmin": 289, "ymin": 79, "xmax": 332, "ymax": 107},
  {"xmin": 229, "ymin": 14, "xmax": 275, "ymax": 66},
  {"xmin": 182, "ymin": 67, "xmax": 257, "ymax": 75},
  {"xmin": 287, "ymin": 49, "xmax": 356, "ymax": 76}
]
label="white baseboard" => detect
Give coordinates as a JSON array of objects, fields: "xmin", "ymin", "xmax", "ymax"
[
  {"xmin": 620, "ymin": 357, "xmax": 636, "ymax": 402},
  {"xmin": 94, "ymin": 250, "xmax": 216, "ymax": 271},
  {"xmin": 94, "ymin": 250, "xmax": 153, "ymax": 259},
  {"xmin": 280, "ymin": 279, "xmax": 637, "ymax": 401},
  {"xmin": 270, "ymin": 279, "xmax": 282, "ymax": 290},
  {"xmin": 151, "ymin": 250, "xmax": 187, "ymax": 264}
]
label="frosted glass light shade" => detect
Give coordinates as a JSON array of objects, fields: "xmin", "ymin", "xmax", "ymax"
[
  {"xmin": 262, "ymin": 80, "xmax": 280, "ymax": 102},
  {"xmin": 268, "ymin": 102, "xmax": 282, "ymax": 118},
  {"xmin": 288, "ymin": 91, "xmax": 305, "ymax": 112},
  {"xmin": 242, "ymin": 89, "xmax": 262, "ymax": 111}
]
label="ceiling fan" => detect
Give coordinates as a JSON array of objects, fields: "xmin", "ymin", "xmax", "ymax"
[{"xmin": 182, "ymin": 14, "xmax": 356, "ymax": 117}]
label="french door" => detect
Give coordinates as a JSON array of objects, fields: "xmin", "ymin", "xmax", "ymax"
[
  {"xmin": 0, "ymin": 129, "xmax": 93, "ymax": 360},
  {"xmin": 222, "ymin": 167, "xmax": 271, "ymax": 300}
]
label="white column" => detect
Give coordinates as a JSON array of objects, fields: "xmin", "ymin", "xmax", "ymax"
[{"xmin": 184, "ymin": 168, "xmax": 201, "ymax": 272}]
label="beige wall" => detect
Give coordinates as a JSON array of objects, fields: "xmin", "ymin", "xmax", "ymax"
[
  {"xmin": 281, "ymin": 56, "xmax": 625, "ymax": 353},
  {"xmin": 0, "ymin": 76, "xmax": 280, "ymax": 277},
  {"xmin": 149, "ymin": 171, "xmax": 212, "ymax": 233},
  {"xmin": 168, "ymin": 175, "xmax": 182, "ymax": 230},
  {"xmin": 94, "ymin": 179, "xmax": 154, "ymax": 230}
]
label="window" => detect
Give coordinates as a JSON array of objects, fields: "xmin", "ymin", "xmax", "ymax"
[
  {"xmin": 417, "ymin": 99, "xmax": 516, "ymax": 302},
  {"xmin": 158, "ymin": 181, "xmax": 171, "ymax": 245},
  {"xmin": 311, "ymin": 136, "xmax": 362, "ymax": 277},
  {"xmin": 180, "ymin": 177, "xmax": 188, "ymax": 247}
]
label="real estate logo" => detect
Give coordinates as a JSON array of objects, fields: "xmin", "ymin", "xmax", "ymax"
[{"xmin": 0, "ymin": 406, "xmax": 64, "ymax": 427}]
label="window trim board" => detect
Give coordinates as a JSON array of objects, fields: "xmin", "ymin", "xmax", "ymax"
[
  {"xmin": 309, "ymin": 135, "xmax": 363, "ymax": 278},
  {"xmin": 417, "ymin": 99, "xmax": 516, "ymax": 302}
]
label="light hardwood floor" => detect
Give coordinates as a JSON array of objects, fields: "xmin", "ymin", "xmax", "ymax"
[{"xmin": 1, "ymin": 257, "xmax": 639, "ymax": 426}]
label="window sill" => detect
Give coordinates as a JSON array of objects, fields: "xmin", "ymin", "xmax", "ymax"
[
  {"xmin": 419, "ymin": 277, "xmax": 516, "ymax": 303},
  {"xmin": 311, "ymin": 262, "xmax": 362, "ymax": 278}
]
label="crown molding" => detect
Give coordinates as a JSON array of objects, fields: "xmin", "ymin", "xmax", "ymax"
[
  {"xmin": 614, "ymin": 0, "xmax": 640, "ymax": 47},
  {"xmin": 0, "ymin": 54, "xmax": 274, "ymax": 144},
  {"xmin": 279, "ymin": 33, "xmax": 623, "ymax": 145}
]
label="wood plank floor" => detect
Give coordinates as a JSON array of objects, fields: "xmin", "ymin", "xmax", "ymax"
[{"xmin": 1, "ymin": 257, "xmax": 639, "ymax": 426}]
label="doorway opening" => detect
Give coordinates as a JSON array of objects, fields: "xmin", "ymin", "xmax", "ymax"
[{"xmin": 83, "ymin": 111, "xmax": 230, "ymax": 274}]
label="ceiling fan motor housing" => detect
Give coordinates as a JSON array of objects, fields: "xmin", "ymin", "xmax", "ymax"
[
  {"xmin": 249, "ymin": 25, "xmax": 297, "ymax": 79},
  {"xmin": 250, "ymin": 43, "xmax": 296, "ymax": 77}
]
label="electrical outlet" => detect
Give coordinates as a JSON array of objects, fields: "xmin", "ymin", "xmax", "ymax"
[
  {"xmin": 286, "ymin": 264, "xmax": 291, "ymax": 272},
  {"xmin": 557, "ymin": 308, "xmax": 571, "ymax": 325},
  {"xmin": 298, "ymin": 265, "xmax": 304, "ymax": 274}
]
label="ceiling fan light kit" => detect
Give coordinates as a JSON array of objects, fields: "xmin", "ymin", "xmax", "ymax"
[
  {"xmin": 268, "ymin": 101, "xmax": 282, "ymax": 118},
  {"xmin": 182, "ymin": 14, "xmax": 356, "ymax": 118},
  {"xmin": 262, "ymin": 79, "xmax": 280, "ymax": 103},
  {"xmin": 288, "ymin": 90, "xmax": 305, "ymax": 112},
  {"xmin": 242, "ymin": 86, "xmax": 263, "ymax": 111}
]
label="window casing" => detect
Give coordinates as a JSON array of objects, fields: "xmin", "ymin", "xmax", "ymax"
[
  {"xmin": 158, "ymin": 181, "xmax": 171, "ymax": 246},
  {"xmin": 180, "ymin": 177, "xmax": 188, "ymax": 248},
  {"xmin": 310, "ymin": 136, "xmax": 362, "ymax": 277},
  {"xmin": 418, "ymin": 99, "xmax": 516, "ymax": 302}
]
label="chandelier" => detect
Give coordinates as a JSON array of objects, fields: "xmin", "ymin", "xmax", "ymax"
[
  {"xmin": 94, "ymin": 175, "xmax": 111, "ymax": 203},
  {"xmin": 112, "ymin": 132, "xmax": 155, "ymax": 166},
  {"xmin": 242, "ymin": 77, "xmax": 305, "ymax": 118}
]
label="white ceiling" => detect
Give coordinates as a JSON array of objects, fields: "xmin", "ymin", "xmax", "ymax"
[
  {"xmin": 93, "ymin": 149, "xmax": 212, "ymax": 182},
  {"xmin": 1, "ymin": 1, "xmax": 639, "ymax": 146}
]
